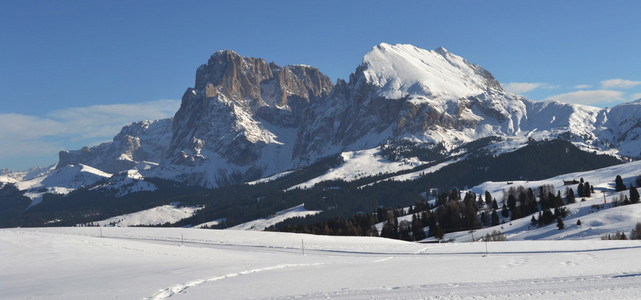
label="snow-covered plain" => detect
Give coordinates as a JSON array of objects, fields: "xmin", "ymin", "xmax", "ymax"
[{"xmin": 3, "ymin": 227, "xmax": 641, "ymax": 300}]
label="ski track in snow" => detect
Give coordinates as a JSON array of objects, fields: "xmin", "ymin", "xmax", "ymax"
[
  {"xmin": 278, "ymin": 274, "xmax": 641, "ymax": 300},
  {"xmin": 147, "ymin": 263, "xmax": 325, "ymax": 300}
]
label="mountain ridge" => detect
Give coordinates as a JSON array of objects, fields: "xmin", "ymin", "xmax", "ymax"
[{"xmin": 3, "ymin": 43, "xmax": 640, "ymax": 201}]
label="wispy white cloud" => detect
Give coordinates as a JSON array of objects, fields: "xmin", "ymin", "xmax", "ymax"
[
  {"xmin": 574, "ymin": 84, "xmax": 592, "ymax": 89},
  {"xmin": 47, "ymin": 99, "xmax": 180, "ymax": 140},
  {"xmin": 601, "ymin": 78, "xmax": 641, "ymax": 89},
  {"xmin": 0, "ymin": 99, "xmax": 180, "ymax": 161},
  {"xmin": 502, "ymin": 82, "xmax": 542, "ymax": 94},
  {"xmin": 502, "ymin": 82, "xmax": 558, "ymax": 94},
  {"xmin": 545, "ymin": 90, "xmax": 624, "ymax": 105}
]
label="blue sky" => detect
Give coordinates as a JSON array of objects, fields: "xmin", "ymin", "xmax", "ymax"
[{"xmin": 1, "ymin": 0, "xmax": 640, "ymax": 170}]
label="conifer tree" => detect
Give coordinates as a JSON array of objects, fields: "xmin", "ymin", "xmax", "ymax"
[
  {"xmin": 554, "ymin": 191, "xmax": 563, "ymax": 208},
  {"xmin": 501, "ymin": 203, "xmax": 509, "ymax": 218},
  {"xmin": 631, "ymin": 222, "xmax": 641, "ymax": 240},
  {"xmin": 480, "ymin": 211, "xmax": 489, "ymax": 227},
  {"xmin": 615, "ymin": 175, "xmax": 627, "ymax": 192},
  {"xmin": 527, "ymin": 188, "xmax": 538, "ymax": 213},
  {"xmin": 566, "ymin": 187, "xmax": 576, "ymax": 204},
  {"xmin": 577, "ymin": 182, "xmax": 585, "ymax": 197},
  {"xmin": 557, "ymin": 217, "xmax": 564, "ymax": 230},
  {"xmin": 491, "ymin": 210, "xmax": 499, "ymax": 226},
  {"xmin": 485, "ymin": 191, "xmax": 493, "ymax": 207},
  {"xmin": 507, "ymin": 194, "xmax": 517, "ymax": 217},
  {"xmin": 630, "ymin": 187, "xmax": 640, "ymax": 204},
  {"xmin": 434, "ymin": 224, "xmax": 444, "ymax": 240},
  {"xmin": 411, "ymin": 214, "xmax": 426, "ymax": 241},
  {"xmin": 542, "ymin": 209, "xmax": 554, "ymax": 225},
  {"xmin": 584, "ymin": 182, "xmax": 591, "ymax": 197}
]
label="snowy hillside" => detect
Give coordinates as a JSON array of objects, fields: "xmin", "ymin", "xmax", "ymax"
[
  {"xmin": 288, "ymin": 147, "xmax": 428, "ymax": 190},
  {"xmin": 432, "ymin": 160, "xmax": 641, "ymax": 242},
  {"xmin": 15, "ymin": 164, "xmax": 112, "ymax": 206},
  {"xmin": 3, "ymin": 227, "xmax": 641, "ymax": 299},
  {"xmin": 471, "ymin": 159, "xmax": 641, "ymax": 199},
  {"xmin": 91, "ymin": 202, "xmax": 203, "ymax": 227},
  {"xmin": 227, "ymin": 204, "xmax": 321, "ymax": 231}
]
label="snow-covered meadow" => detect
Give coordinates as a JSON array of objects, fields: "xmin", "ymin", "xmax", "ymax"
[{"xmin": 3, "ymin": 227, "xmax": 641, "ymax": 299}]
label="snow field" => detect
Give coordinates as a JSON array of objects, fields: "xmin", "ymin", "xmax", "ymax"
[{"xmin": 3, "ymin": 227, "xmax": 641, "ymax": 299}]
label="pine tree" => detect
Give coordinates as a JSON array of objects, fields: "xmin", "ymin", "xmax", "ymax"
[
  {"xmin": 577, "ymin": 182, "xmax": 585, "ymax": 197},
  {"xmin": 542, "ymin": 209, "xmax": 554, "ymax": 225},
  {"xmin": 566, "ymin": 187, "xmax": 576, "ymax": 204},
  {"xmin": 615, "ymin": 175, "xmax": 627, "ymax": 192},
  {"xmin": 527, "ymin": 188, "xmax": 538, "ymax": 213},
  {"xmin": 557, "ymin": 217, "xmax": 565, "ymax": 230},
  {"xmin": 480, "ymin": 211, "xmax": 489, "ymax": 227},
  {"xmin": 434, "ymin": 224, "xmax": 444, "ymax": 240},
  {"xmin": 491, "ymin": 210, "xmax": 499, "ymax": 226},
  {"xmin": 630, "ymin": 187, "xmax": 640, "ymax": 204},
  {"xmin": 631, "ymin": 222, "xmax": 641, "ymax": 240},
  {"xmin": 485, "ymin": 191, "xmax": 493, "ymax": 207},
  {"xmin": 576, "ymin": 219, "xmax": 582, "ymax": 226},
  {"xmin": 411, "ymin": 214, "xmax": 426, "ymax": 241},
  {"xmin": 584, "ymin": 182, "xmax": 592, "ymax": 197},
  {"xmin": 501, "ymin": 203, "xmax": 509, "ymax": 218},
  {"xmin": 507, "ymin": 194, "xmax": 517, "ymax": 220},
  {"xmin": 554, "ymin": 191, "xmax": 563, "ymax": 208},
  {"xmin": 530, "ymin": 215, "xmax": 537, "ymax": 227}
]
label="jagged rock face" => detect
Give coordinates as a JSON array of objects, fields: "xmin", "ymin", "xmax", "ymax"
[
  {"xmin": 57, "ymin": 119, "xmax": 172, "ymax": 173},
  {"xmin": 193, "ymin": 50, "xmax": 333, "ymax": 113},
  {"xmin": 167, "ymin": 50, "xmax": 334, "ymax": 184}
]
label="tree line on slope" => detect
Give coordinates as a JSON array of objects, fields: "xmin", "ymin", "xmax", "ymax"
[{"xmin": 273, "ymin": 174, "xmax": 641, "ymax": 242}]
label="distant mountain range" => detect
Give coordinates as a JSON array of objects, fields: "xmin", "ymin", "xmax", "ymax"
[{"xmin": 2, "ymin": 43, "xmax": 641, "ymax": 209}]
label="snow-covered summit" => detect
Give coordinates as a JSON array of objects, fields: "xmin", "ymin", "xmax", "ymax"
[{"xmin": 361, "ymin": 43, "xmax": 502, "ymax": 99}]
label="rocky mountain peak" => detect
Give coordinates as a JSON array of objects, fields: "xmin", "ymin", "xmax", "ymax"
[
  {"xmin": 194, "ymin": 50, "xmax": 274, "ymax": 100},
  {"xmin": 192, "ymin": 50, "xmax": 333, "ymax": 110}
]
